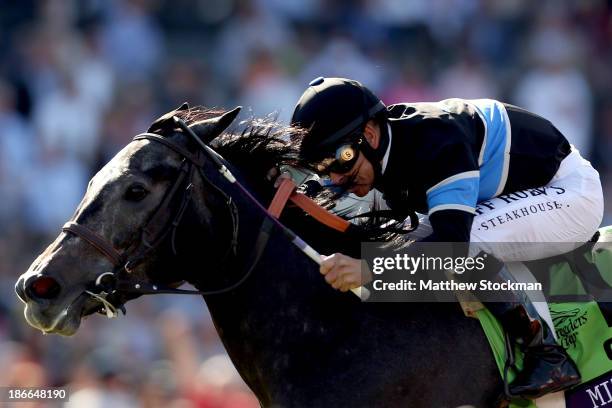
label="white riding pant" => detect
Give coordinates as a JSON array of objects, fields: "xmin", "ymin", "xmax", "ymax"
[
  {"xmin": 398, "ymin": 148, "xmax": 603, "ymax": 261},
  {"xmin": 470, "ymin": 148, "xmax": 603, "ymax": 261}
]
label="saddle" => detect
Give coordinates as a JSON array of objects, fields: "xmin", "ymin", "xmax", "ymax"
[
  {"xmin": 458, "ymin": 231, "xmax": 612, "ymax": 323},
  {"xmin": 472, "ymin": 228, "xmax": 612, "ymax": 408}
]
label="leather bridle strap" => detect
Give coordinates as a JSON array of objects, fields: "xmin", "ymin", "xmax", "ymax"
[
  {"xmin": 61, "ymin": 129, "xmax": 200, "ymax": 274},
  {"xmin": 134, "ymin": 133, "xmax": 205, "ymax": 166},
  {"xmin": 60, "ymin": 128, "xmax": 257, "ymax": 305},
  {"xmin": 268, "ymin": 177, "xmax": 351, "ymax": 233},
  {"xmin": 268, "ymin": 177, "xmax": 297, "ymax": 217},
  {"xmin": 289, "ymin": 193, "xmax": 351, "ymax": 233},
  {"xmin": 124, "ymin": 160, "xmax": 193, "ymax": 272},
  {"xmin": 63, "ymin": 222, "xmax": 124, "ymax": 266}
]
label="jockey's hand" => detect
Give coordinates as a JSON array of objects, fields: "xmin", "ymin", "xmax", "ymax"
[{"xmin": 319, "ymin": 253, "xmax": 371, "ymax": 292}]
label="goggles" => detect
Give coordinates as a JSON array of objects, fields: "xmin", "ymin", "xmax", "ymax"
[{"xmin": 314, "ymin": 140, "xmax": 361, "ymax": 174}]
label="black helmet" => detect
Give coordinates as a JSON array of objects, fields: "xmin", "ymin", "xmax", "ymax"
[{"xmin": 292, "ymin": 77, "xmax": 386, "ymax": 162}]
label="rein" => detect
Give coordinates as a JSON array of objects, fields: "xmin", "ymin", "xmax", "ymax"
[
  {"xmin": 62, "ymin": 116, "xmax": 371, "ymax": 318},
  {"xmin": 268, "ymin": 178, "xmax": 352, "ymax": 233}
]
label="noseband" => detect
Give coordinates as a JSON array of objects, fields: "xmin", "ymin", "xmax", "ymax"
[{"xmin": 61, "ymin": 129, "xmax": 248, "ymax": 317}]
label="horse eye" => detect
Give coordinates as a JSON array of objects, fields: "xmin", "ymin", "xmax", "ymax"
[{"xmin": 124, "ymin": 184, "xmax": 149, "ymax": 202}]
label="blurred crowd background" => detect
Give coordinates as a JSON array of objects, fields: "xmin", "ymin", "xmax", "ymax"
[{"xmin": 1, "ymin": 0, "xmax": 611, "ymax": 406}]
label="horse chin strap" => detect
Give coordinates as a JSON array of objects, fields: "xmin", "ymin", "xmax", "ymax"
[{"xmin": 61, "ymin": 130, "xmax": 264, "ymax": 318}]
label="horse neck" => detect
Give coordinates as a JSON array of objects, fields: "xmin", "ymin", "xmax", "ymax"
[
  {"xmin": 198, "ymin": 225, "xmax": 469, "ymax": 404},
  {"xmin": 174, "ymin": 167, "xmax": 495, "ymax": 405}
]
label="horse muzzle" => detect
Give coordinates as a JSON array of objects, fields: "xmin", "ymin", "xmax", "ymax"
[
  {"xmin": 21, "ymin": 292, "xmax": 88, "ymax": 336},
  {"xmin": 16, "ymin": 271, "xmax": 89, "ymax": 336}
]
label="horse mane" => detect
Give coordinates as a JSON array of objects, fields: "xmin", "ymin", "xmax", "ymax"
[
  {"xmin": 169, "ymin": 107, "xmax": 304, "ymax": 178},
  {"xmin": 172, "ymin": 107, "xmax": 405, "ymax": 245}
]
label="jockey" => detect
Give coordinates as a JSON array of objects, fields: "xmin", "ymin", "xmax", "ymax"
[{"xmin": 289, "ymin": 77, "xmax": 604, "ymax": 399}]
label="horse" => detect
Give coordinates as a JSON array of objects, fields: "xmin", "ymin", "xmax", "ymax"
[{"xmin": 15, "ymin": 104, "xmax": 503, "ymax": 407}]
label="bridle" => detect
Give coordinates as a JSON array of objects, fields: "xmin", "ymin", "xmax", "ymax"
[
  {"xmin": 61, "ymin": 126, "xmax": 252, "ymax": 317},
  {"xmin": 60, "ymin": 114, "xmax": 379, "ymax": 318}
]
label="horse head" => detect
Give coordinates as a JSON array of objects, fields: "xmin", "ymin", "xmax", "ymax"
[{"xmin": 15, "ymin": 104, "xmax": 243, "ymax": 335}]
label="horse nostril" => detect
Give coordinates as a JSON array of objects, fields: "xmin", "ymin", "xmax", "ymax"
[{"xmin": 26, "ymin": 275, "xmax": 61, "ymax": 300}]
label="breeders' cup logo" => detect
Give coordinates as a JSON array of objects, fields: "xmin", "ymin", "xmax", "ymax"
[{"xmin": 551, "ymin": 308, "xmax": 588, "ymax": 349}]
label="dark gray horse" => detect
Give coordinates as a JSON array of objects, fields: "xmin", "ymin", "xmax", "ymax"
[{"xmin": 15, "ymin": 105, "xmax": 502, "ymax": 407}]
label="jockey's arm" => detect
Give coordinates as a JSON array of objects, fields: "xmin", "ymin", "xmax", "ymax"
[
  {"xmin": 416, "ymin": 129, "xmax": 480, "ymax": 244},
  {"xmin": 320, "ymin": 209, "xmax": 475, "ymax": 291},
  {"xmin": 323, "ymin": 133, "xmax": 480, "ymax": 290},
  {"xmin": 419, "ymin": 209, "xmax": 473, "ymax": 243}
]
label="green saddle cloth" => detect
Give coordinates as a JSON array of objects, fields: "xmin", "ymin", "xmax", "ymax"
[{"xmin": 477, "ymin": 227, "xmax": 612, "ymax": 408}]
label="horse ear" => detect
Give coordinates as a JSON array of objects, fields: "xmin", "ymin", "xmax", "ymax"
[
  {"xmin": 148, "ymin": 103, "xmax": 190, "ymax": 133},
  {"xmin": 188, "ymin": 106, "xmax": 242, "ymax": 143}
]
